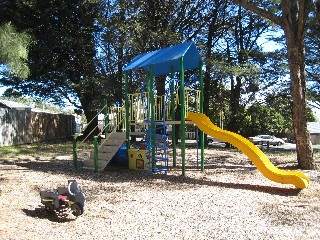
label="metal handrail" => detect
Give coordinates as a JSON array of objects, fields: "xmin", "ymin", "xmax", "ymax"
[{"xmin": 98, "ymin": 106, "xmax": 125, "ymax": 149}]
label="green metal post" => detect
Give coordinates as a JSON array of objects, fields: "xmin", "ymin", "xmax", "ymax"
[
  {"xmin": 72, "ymin": 135, "xmax": 78, "ymax": 169},
  {"xmin": 149, "ymin": 66, "xmax": 155, "ymax": 170},
  {"xmin": 170, "ymin": 66, "xmax": 176, "ymax": 167},
  {"xmin": 180, "ymin": 57, "xmax": 186, "ymax": 176},
  {"xmin": 199, "ymin": 61, "xmax": 205, "ymax": 171},
  {"xmin": 146, "ymin": 71, "xmax": 150, "ymax": 122},
  {"xmin": 93, "ymin": 136, "xmax": 99, "ymax": 173},
  {"xmin": 124, "ymin": 72, "xmax": 130, "ymax": 151},
  {"xmin": 104, "ymin": 99, "xmax": 108, "ymax": 137}
]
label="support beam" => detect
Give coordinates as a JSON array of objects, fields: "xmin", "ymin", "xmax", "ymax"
[
  {"xmin": 199, "ymin": 60, "xmax": 205, "ymax": 171},
  {"xmin": 180, "ymin": 57, "xmax": 186, "ymax": 176},
  {"xmin": 104, "ymin": 99, "xmax": 108, "ymax": 136},
  {"xmin": 170, "ymin": 66, "xmax": 177, "ymax": 167},
  {"xmin": 148, "ymin": 66, "xmax": 156, "ymax": 170},
  {"xmin": 124, "ymin": 72, "xmax": 130, "ymax": 151}
]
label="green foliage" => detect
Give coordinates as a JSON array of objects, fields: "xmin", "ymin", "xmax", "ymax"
[
  {"xmin": 307, "ymin": 107, "xmax": 317, "ymax": 122},
  {"xmin": 0, "ymin": 0, "xmax": 101, "ymax": 112},
  {"xmin": 0, "ymin": 140, "xmax": 74, "ymax": 159},
  {"xmin": 242, "ymin": 93, "xmax": 317, "ymax": 138},
  {"xmin": 243, "ymin": 103, "xmax": 286, "ymax": 137},
  {"xmin": 266, "ymin": 93, "xmax": 293, "ymax": 131},
  {"xmin": 0, "ymin": 23, "xmax": 31, "ymax": 78}
]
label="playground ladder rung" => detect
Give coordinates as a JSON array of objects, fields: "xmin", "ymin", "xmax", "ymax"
[
  {"xmin": 150, "ymin": 121, "xmax": 168, "ymax": 125},
  {"xmin": 145, "ymin": 145, "xmax": 167, "ymax": 150},
  {"xmin": 144, "ymin": 113, "xmax": 168, "ymax": 175},
  {"xmin": 146, "ymin": 139, "xmax": 167, "ymax": 143},
  {"xmin": 145, "ymin": 157, "xmax": 168, "ymax": 162},
  {"xmin": 146, "ymin": 138, "xmax": 167, "ymax": 142},
  {"xmin": 129, "ymin": 131, "xmax": 145, "ymax": 136},
  {"xmin": 145, "ymin": 155, "xmax": 168, "ymax": 161},
  {"xmin": 150, "ymin": 168, "xmax": 168, "ymax": 173},
  {"xmin": 148, "ymin": 134, "xmax": 167, "ymax": 138},
  {"xmin": 145, "ymin": 162, "xmax": 168, "ymax": 169},
  {"xmin": 148, "ymin": 128, "xmax": 166, "ymax": 132}
]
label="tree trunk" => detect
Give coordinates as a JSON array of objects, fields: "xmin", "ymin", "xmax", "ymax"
[
  {"xmin": 77, "ymin": 82, "xmax": 100, "ymax": 141},
  {"xmin": 82, "ymin": 108, "xmax": 99, "ymax": 140},
  {"xmin": 231, "ymin": 0, "xmax": 319, "ymax": 170},
  {"xmin": 228, "ymin": 75, "xmax": 242, "ymax": 133},
  {"xmin": 284, "ymin": 29, "xmax": 315, "ymax": 169}
]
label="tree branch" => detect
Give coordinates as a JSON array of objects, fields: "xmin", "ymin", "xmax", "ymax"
[
  {"xmin": 232, "ymin": 0, "xmax": 284, "ymax": 27},
  {"xmin": 305, "ymin": 0, "xmax": 320, "ymax": 33},
  {"xmin": 58, "ymin": 88, "xmax": 82, "ymax": 109}
]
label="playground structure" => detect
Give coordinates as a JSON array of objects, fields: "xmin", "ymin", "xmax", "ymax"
[
  {"xmin": 74, "ymin": 42, "xmax": 204, "ymax": 176},
  {"xmin": 73, "ymin": 41, "xmax": 309, "ymax": 188}
]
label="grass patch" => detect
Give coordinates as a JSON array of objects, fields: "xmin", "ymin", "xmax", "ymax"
[{"xmin": 0, "ymin": 140, "xmax": 74, "ymax": 159}]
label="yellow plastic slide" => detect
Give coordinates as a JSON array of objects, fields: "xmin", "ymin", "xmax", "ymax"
[{"xmin": 186, "ymin": 112, "xmax": 309, "ymax": 189}]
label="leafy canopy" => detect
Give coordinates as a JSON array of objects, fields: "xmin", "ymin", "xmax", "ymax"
[{"xmin": 0, "ymin": 23, "xmax": 31, "ymax": 79}]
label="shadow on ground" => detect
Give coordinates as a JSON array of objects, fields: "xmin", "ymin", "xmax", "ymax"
[
  {"xmin": 22, "ymin": 207, "xmax": 76, "ymax": 223},
  {"xmin": 3, "ymin": 159, "xmax": 303, "ymax": 197}
]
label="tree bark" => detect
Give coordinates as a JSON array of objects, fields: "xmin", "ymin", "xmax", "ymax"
[
  {"xmin": 228, "ymin": 76, "xmax": 242, "ymax": 133},
  {"xmin": 284, "ymin": 27, "xmax": 315, "ymax": 169}
]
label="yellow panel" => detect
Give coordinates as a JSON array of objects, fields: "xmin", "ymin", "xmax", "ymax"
[{"xmin": 128, "ymin": 149, "xmax": 148, "ymax": 170}]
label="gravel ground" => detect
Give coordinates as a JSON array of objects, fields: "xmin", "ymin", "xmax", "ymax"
[{"xmin": 0, "ymin": 146, "xmax": 320, "ymax": 240}]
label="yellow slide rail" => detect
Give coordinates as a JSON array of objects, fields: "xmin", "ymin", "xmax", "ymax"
[{"xmin": 186, "ymin": 112, "xmax": 309, "ymax": 189}]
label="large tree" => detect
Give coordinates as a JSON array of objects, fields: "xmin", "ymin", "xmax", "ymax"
[
  {"xmin": 0, "ymin": 23, "xmax": 31, "ymax": 79},
  {"xmin": 0, "ymin": 0, "xmax": 102, "ymax": 136},
  {"xmin": 225, "ymin": 5, "xmax": 271, "ymax": 133},
  {"xmin": 233, "ymin": 0, "xmax": 319, "ymax": 169},
  {"xmin": 199, "ymin": 0, "xmax": 230, "ymax": 126}
]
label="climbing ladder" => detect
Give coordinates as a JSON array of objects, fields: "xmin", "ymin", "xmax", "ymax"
[
  {"xmin": 142, "ymin": 78, "xmax": 173, "ymax": 175},
  {"xmin": 145, "ymin": 122, "xmax": 169, "ymax": 174},
  {"xmin": 82, "ymin": 131, "xmax": 126, "ymax": 171}
]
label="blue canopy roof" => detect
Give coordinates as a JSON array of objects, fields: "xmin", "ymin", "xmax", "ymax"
[{"xmin": 123, "ymin": 41, "xmax": 202, "ymax": 76}]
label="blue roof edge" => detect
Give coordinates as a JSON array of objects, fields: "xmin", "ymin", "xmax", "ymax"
[{"xmin": 123, "ymin": 41, "xmax": 202, "ymax": 75}]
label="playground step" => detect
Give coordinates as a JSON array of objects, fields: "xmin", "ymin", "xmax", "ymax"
[
  {"xmin": 98, "ymin": 145, "xmax": 121, "ymax": 153},
  {"xmin": 102, "ymin": 139, "xmax": 124, "ymax": 146},
  {"xmin": 89, "ymin": 152, "xmax": 115, "ymax": 161},
  {"xmin": 83, "ymin": 131, "xmax": 126, "ymax": 171},
  {"xmin": 105, "ymin": 132, "xmax": 126, "ymax": 139},
  {"xmin": 82, "ymin": 159, "xmax": 109, "ymax": 171}
]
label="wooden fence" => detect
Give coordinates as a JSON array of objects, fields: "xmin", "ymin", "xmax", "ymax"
[{"xmin": 0, "ymin": 108, "xmax": 75, "ymax": 146}]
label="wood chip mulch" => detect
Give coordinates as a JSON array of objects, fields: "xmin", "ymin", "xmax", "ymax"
[{"xmin": 0, "ymin": 147, "xmax": 319, "ymax": 240}]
